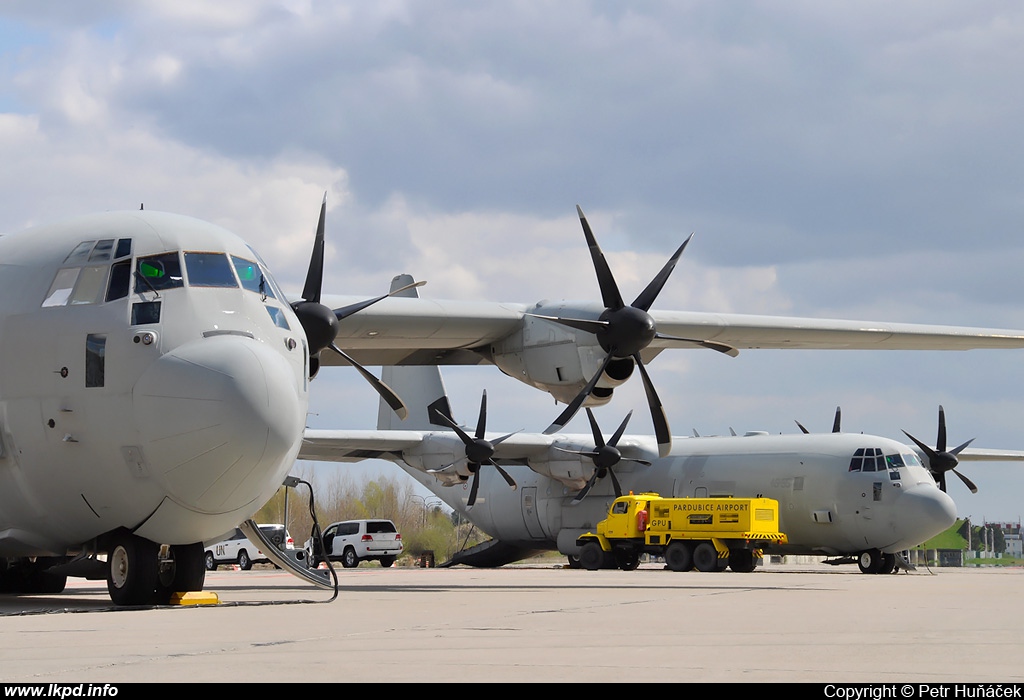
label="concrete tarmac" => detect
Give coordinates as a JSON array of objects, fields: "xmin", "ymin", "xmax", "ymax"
[{"xmin": 1, "ymin": 561, "xmax": 1022, "ymax": 684}]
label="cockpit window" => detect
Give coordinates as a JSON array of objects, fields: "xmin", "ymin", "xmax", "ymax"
[
  {"xmin": 88, "ymin": 239, "xmax": 115, "ymax": 262},
  {"xmin": 231, "ymin": 255, "xmax": 275, "ymax": 299},
  {"xmin": 850, "ymin": 449, "xmax": 920, "ymax": 473},
  {"xmin": 135, "ymin": 253, "xmax": 183, "ymax": 293},
  {"xmin": 184, "ymin": 252, "xmax": 238, "ymax": 288}
]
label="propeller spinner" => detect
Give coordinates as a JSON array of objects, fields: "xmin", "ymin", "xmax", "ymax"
[{"xmin": 539, "ymin": 205, "xmax": 737, "ymax": 457}]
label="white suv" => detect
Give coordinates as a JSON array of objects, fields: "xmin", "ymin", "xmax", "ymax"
[
  {"xmin": 205, "ymin": 524, "xmax": 294, "ymax": 571},
  {"xmin": 306, "ymin": 519, "xmax": 403, "ymax": 568}
]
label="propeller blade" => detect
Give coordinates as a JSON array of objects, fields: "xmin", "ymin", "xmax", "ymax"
[
  {"xmin": 632, "ymin": 233, "xmax": 693, "ymax": 312},
  {"xmin": 475, "ymin": 390, "xmax": 488, "ymax": 439},
  {"xmin": 607, "ymin": 409, "xmax": 633, "ymax": 447},
  {"xmin": 577, "ymin": 205, "xmax": 624, "ymax": 311},
  {"xmin": 301, "ymin": 193, "xmax": 327, "ymax": 304},
  {"xmin": 543, "ymin": 353, "xmax": 614, "ymax": 435},
  {"xmin": 467, "ymin": 469, "xmax": 480, "ymax": 509},
  {"xmin": 328, "ymin": 344, "xmax": 407, "ymax": 419},
  {"xmin": 570, "ymin": 470, "xmax": 600, "ymax": 505},
  {"xmin": 490, "ymin": 460, "xmax": 518, "ymax": 489},
  {"xmin": 634, "ymin": 354, "xmax": 671, "ymax": 457},
  {"xmin": 608, "ymin": 467, "xmax": 623, "ymax": 498},
  {"xmin": 952, "ymin": 468, "xmax": 979, "ymax": 494},
  {"xmin": 656, "ymin": 333, "xmax": 739, "ymax": 357},
  {"xmin": 334, "ymin": 280, "xmax": 426, "ymax": 322},
  {"xmin": 586, "ymin": 408, "xmax": 608, "ymax": 449},
  {"xmin": 795, "ymin": 420, "xmax": 810, "ymax": 435},
  {"xmin": 937, "ymin": 405, "xmax": 948, "ymax": 452},
  {"xmin": 430, "ymin": 407, "xmax": 475, "ymax": 447},
  {"xmin": 832, "ymin": 407, "xmax": 842, "ymax": 434}
]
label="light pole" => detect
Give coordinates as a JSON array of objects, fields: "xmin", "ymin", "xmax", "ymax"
[{"xmin": 412, "ymin": 494, "xmax": 442, "ymax": 528}]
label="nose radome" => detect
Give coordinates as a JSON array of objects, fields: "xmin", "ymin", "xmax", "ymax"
[
  {"xmin": 899, "ymin": 484, "xmax": 958, "ymax": 545},
  {"xmin": 133, "ymin": 336, "xmax": 304, "ymax": 515}
]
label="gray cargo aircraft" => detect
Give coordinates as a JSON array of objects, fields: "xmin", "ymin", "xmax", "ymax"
[
  {"xmin": 3, "ymin": 201, "xmax": 1024, "ymax": 603},
  {"xmin": 300, "ymin": 279, "xmax": 1024, "ymax": 574}
]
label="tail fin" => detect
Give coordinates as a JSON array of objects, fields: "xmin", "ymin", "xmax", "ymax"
[{"xmin": 376, "ymin": 274, "xmax": 454, "ymax": 431}]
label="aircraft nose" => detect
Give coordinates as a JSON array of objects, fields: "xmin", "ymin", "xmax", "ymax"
[
  {"xmin": 896, "ymin": 484, "xmax": 958, "ymax": 547},
  {"xmin": 133, "ymin": 336, "xmax": 304, "ymax": 515}
]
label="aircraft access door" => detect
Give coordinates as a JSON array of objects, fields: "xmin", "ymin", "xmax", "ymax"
[{"xmin": 520, "ymin": 487, "xmax": 547, "ymax": 540}]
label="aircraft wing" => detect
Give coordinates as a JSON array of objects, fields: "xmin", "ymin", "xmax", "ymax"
[
  {"xmin": 648, "ymin": 311, "xmax": 1024, "ymax": 351},
  {"xmin": 301, "ymin": 428, "xmax": 559, "ymax": 463},
  {"xmin": 953, "ymin": 448, "xmax": 1024, "ymax": 462},
  {"xmin": 316, "ymin": 294, "xmax": 1024, "ymax": 366},
  {"xmin": 299, "ymin": 430, "xmax": 431, "ymax": 462}
]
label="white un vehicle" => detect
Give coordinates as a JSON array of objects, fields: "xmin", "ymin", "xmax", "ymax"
[
  {"xmin": 205, "ymin": 524, "xmax": 294, "ymax": 571},
  {"xmin": 306, "ymin": 519, "xmax": 403, "ymax": 568}
]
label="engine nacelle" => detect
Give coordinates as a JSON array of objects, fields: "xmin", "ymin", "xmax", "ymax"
[
  {"xmin": 400, "ymin": 435, "xmax": 474, "ymax": 487},
  {"xmin": 487, "ymin": 306, "xmax": 633, "ymax": 406}
]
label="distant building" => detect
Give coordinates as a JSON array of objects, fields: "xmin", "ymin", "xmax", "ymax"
[{"xmin": 989, "ymin": 521, "xmax": 1022, "ymax": 558}]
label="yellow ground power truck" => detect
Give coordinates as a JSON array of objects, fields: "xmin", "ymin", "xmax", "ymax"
[{"xmin": 576, "ymin": 492, "xmax": 788, "ymax": 572}]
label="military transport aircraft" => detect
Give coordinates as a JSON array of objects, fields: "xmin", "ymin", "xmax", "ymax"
[
  {"xmin": 4, "ymin": 201, "xmax": 1024, "ymax": 604},
  {"xmin": 300, "ymin": 277, "xmax": 1024, "ymax": 574}
]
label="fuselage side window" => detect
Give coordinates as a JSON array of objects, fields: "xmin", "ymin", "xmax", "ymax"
[
  {"xmin": 244, "ymin": 246, "xmax": 285, "ymax": 300},
  {"xmin": 231, "ymin": 256, "xmax": 269, "ymax": 296},
  {"xmin": 85, "ymin": 334, "xmax": 106, "ymax": 388},
  {"xmin": 106, "ymin": 261, "xmax": 132, "ymax": 302},
  {"xmin": 135, "ymin": 253, "xmax": 184, "ymax": 293},
  {"xmin": 115, "ymin": 238, "xmax": 132, "ymax": 259},
  {"xmin": 184, "ymin": 252, "xmax": 238, "ymax": 288}
]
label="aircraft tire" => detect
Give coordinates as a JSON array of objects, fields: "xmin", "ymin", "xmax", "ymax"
[
  {"xmin": 580, "ymin": 542, "xmax": 604, "ymax": 571},
  {"xmin": 155, "ymin": 543, "xmax": 207, "ymax": 604},
  {"xmin": 878, "ymin": 552, "xmax": 896, "ymax": 575},
  {"xmin": 379, "ymin": 557, "xmax": 395, "ymax": 568},
  {"xmin": 106, "ymin": 532, "xmax": 160, "ymax": 606},
  {"xmin": 693, "ymin": 542, "xmax": 719, "ymax": 572},
  {"xmin": 858, "ymin": 549, "xmax": 884, "ymax": 574},
  {"xmin": 566, "ymin": 554, "xmax": 582, "ymax": 569},
  {"xmin": 664, "ymin": 542, "xmax": 693, "ymax": 572}
]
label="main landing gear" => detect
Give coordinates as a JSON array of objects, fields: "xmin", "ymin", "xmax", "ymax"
[{"xmin": 106, "ymin": 529, "xmax": 205, "ymax": 605}]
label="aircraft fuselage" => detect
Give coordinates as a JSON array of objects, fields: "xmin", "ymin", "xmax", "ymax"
[
  {"xmin": 401, "ymin": 431, "xmax": 957, "ymax": 561},
  {"xmin": 0, "ymin": 211, "xmax": 308, "ymax": 559}
]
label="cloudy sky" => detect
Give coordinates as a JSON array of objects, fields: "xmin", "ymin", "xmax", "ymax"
[{"xmin": 3, "ymin": 1, "xmax": 1024, "ymax": 524}]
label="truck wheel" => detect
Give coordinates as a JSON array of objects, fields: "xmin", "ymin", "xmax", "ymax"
[
  {"xmin": 238, "ymin": 550, "xmax": 252, "ymax": 571},
  {"xmin": 615, "ymin": 549, "xmax": 640, "ymax": 571},
  {"xmin": 665, "ymin": 542, "xmax": 693, "ymax": 572},
  {"xmin": 728, "ymin": 549, "xmax": 756, "ymax": 573},
  {"xmin": 693, "ymin": 542, "xmax": 719, "ymax": 572},
  {"xmin": 341, "ymin": 547, "xmax": 360, "ymax": 568},
  {"xmin": 204, "ymin": 551, "xmax": 217, "ymax": 571},
  {"xmin": 580, "ymin": 542, "xmax": 604, "ymax": 571}
]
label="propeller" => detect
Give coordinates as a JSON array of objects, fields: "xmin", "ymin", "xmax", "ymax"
[
  {"xmin": 291, "ymin": 194, "xmax": 423, "ymax": 420},
  {"xmin": 901, "ymin": 405, "xmax": 978, "ymax": 494},
  {"xmin": 555, "ymin": 408, "xmax": 652, "ymax": 504},
  {"xmin": 796, "ymin": 407, "xmax": 842, "ymax": 434},
  {"xmin": 429, "ymin": 390, "xmax": 518, "ymax": 509},
  {"xmin": 540, "ymin": 205, "xmax": 737, "ymax": 457}
]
